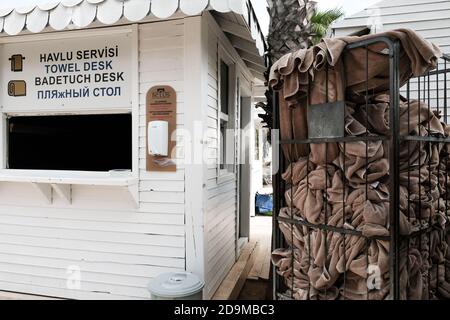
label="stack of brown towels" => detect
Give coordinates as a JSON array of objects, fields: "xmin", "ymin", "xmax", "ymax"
[{"xmin": 269, "ymin": 29, "xmax": 450, "ymax": 300}]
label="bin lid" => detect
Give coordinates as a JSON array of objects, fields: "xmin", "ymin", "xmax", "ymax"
[{"xmin": 148, "ymin": 272, "xmax": 204, "ymax": 298}]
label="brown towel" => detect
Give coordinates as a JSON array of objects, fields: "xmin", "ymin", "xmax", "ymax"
[
  {"xmin": 270, "ymin": 29, "xmax": 442, "ymax": 165},
  {"xmin": 270, "ymin": 29, "xmax": 442, "ymax": 104},
  {"xmin": 271, "ymin": 29, "xmax": 448, "ymax": 300},
  {"xmin": 275, "ymin": 97, "xmax": 450, "ymax": 300}
]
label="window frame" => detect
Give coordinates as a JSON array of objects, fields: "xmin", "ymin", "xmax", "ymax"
[
  {"xmin": 255, "ymin": 127, "xmax": 261, "ymax": 161},
  {"xmin": 217, "ymin": 45, "xmax": 236, "ymax": 180},
  {"xmin": 0, "ymin": 26, "xmax": 139, "ymax": 186}
]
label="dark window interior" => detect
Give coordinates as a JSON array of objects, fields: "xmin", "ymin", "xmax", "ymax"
[
  {"xmin": 220, "ymin": 60, "xmax": 229, "ymax": 115},
  {"xmin": 8, "ymin": 114, "xmax": 132, "ymax": 172},
  {"xmin": 220, "ymin": 120, "xmax": 227, "ymax": 170}
]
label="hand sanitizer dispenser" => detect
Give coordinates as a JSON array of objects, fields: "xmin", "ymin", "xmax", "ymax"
[{"xmin": 148, "ymin": 121, "xmax": 169, "ymax": 157}]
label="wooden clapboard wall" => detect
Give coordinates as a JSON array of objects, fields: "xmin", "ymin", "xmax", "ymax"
[
  {"xmin": 333, "ymin": 0, "xmax": 450, "ymax": 53},
  {"xmin": 0, "ymin": 20, "xmax": 186, "ymax": 300},
  {"xmin": 202, "ymin": 14, "xmax": 253, "ymax": 300},
  {"xmin": 203, "ymin": 29, "xmax": 238, "ymax": 300}
]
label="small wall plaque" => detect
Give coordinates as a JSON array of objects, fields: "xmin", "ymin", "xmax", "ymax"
[{"xmin": 146, "ymin": 86, "xmax": 177, "ymax": 172}]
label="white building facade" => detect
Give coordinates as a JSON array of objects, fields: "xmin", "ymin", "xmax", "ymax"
[
  {"xmin": 0, "ymin": 0, "xmax": 266, "ymax": 300},
  {"xmin": 332, "ymin": 0, "xmax": 450, "ymax": 55}
]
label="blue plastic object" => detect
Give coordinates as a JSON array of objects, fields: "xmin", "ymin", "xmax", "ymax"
[{"xmin": 255, "ymin": 193, "xmax": 273, "ymax": 214}]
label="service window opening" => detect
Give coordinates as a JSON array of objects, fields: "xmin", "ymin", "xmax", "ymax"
[{"xmin": 7, "ymin": 114, "xmax": 132, "ymax": 172}]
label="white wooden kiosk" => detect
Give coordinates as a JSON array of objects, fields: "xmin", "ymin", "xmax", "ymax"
[{"xmin": 0, "ymin": 0, "xmax": 266, "ymax": 299}]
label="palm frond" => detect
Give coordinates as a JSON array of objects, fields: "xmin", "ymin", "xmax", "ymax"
[
  {"xmin": 310, "ymin": 7, "xmax": 344, "ymax": 44},
  {"xmin": 310, "ymin": 8, "xmax": 344, "ymax": 26}
]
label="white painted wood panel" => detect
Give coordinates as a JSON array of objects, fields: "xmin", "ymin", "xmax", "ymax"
[
  {"xmin": 0, "ymin": 223, "xmax": 184, "ymax": 248},
  {"xmin": 333, "ymin": 0, "xmax": 450, "ymax": 54},
  {"xmin": 183, "ymin": 15, "xmax": 207, "ymax": 288},
  {"xmin": 335, "ymin": 9, "xmax": 450, "ymax": 29},
  {"xmin": 0, "ymin": 20, "xmax": 187, "ymax": 300},
  {"xmin": 202, "ymin": 20, "xmax": 238, "ymax": 300},
  {"xmin": 351, "ymin": 1, "xmax": 450, "ymax": 18},
  {"xmin": 372, "ymin": 0, "xmax": 447, "ymax": 7}
]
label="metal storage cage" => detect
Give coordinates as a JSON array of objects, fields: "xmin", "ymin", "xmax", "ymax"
[{"xmin": 272, "ymin": 36, "xmax": 450, "ymax": 300}]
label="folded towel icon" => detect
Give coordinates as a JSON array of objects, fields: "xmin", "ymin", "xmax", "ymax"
[
  {"xmin": 9, "ymin": 54, "xmax": 25, "ymax": 72},
  {"xmin": 8, "ymin": 80, "xmax": 26, "ymax": 97}
]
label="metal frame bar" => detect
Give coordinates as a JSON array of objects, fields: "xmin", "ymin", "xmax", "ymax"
[
  {"xmin": 272, "ymin": 35, "xmax": 450, "ymax": 301},
  {"xmin": 389, "ymin": 40, "xmax": 401, "ymax": 300},
  {"xmin": 271, "ymin": 36, "xmax": 402, "ymax": 300},
  {"xmin": 247, "ymin": 0, "xmax": 268, "ymax": 54},
  {"xmin": 272, "ymin": 89, "xmax": 282, "ymax": 299}
]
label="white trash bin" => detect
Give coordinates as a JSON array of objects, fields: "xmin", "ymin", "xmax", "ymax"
[{"xmin": 148, "ymin": 272, "xmax": 204, "ymax": 300}]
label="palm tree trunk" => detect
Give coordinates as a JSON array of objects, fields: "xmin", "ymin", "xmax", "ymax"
[
  {"xmin": 267, "ymin": 0, "xmax": 317, "ymax": 61},
  {"xmin": 256, "ymin": 0, "xmax": 316, "ymax": 131}
]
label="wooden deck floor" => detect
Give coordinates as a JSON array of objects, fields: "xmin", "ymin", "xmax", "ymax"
[
  {"xmin": 238, "ymin": 215, "xmax": 273, "ymax": 300},
  {"xmin": 212, "ymin": 241, "xmax": 258, "ymax": 300},
  {"xmin": 247, "ymin": 215, "xmax": 272, "ymax": 280}
]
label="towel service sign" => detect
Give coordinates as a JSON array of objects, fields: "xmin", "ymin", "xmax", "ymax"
[{"xmin": 0, "ymin": 33, "xmax": 132, "ymax": 112}]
